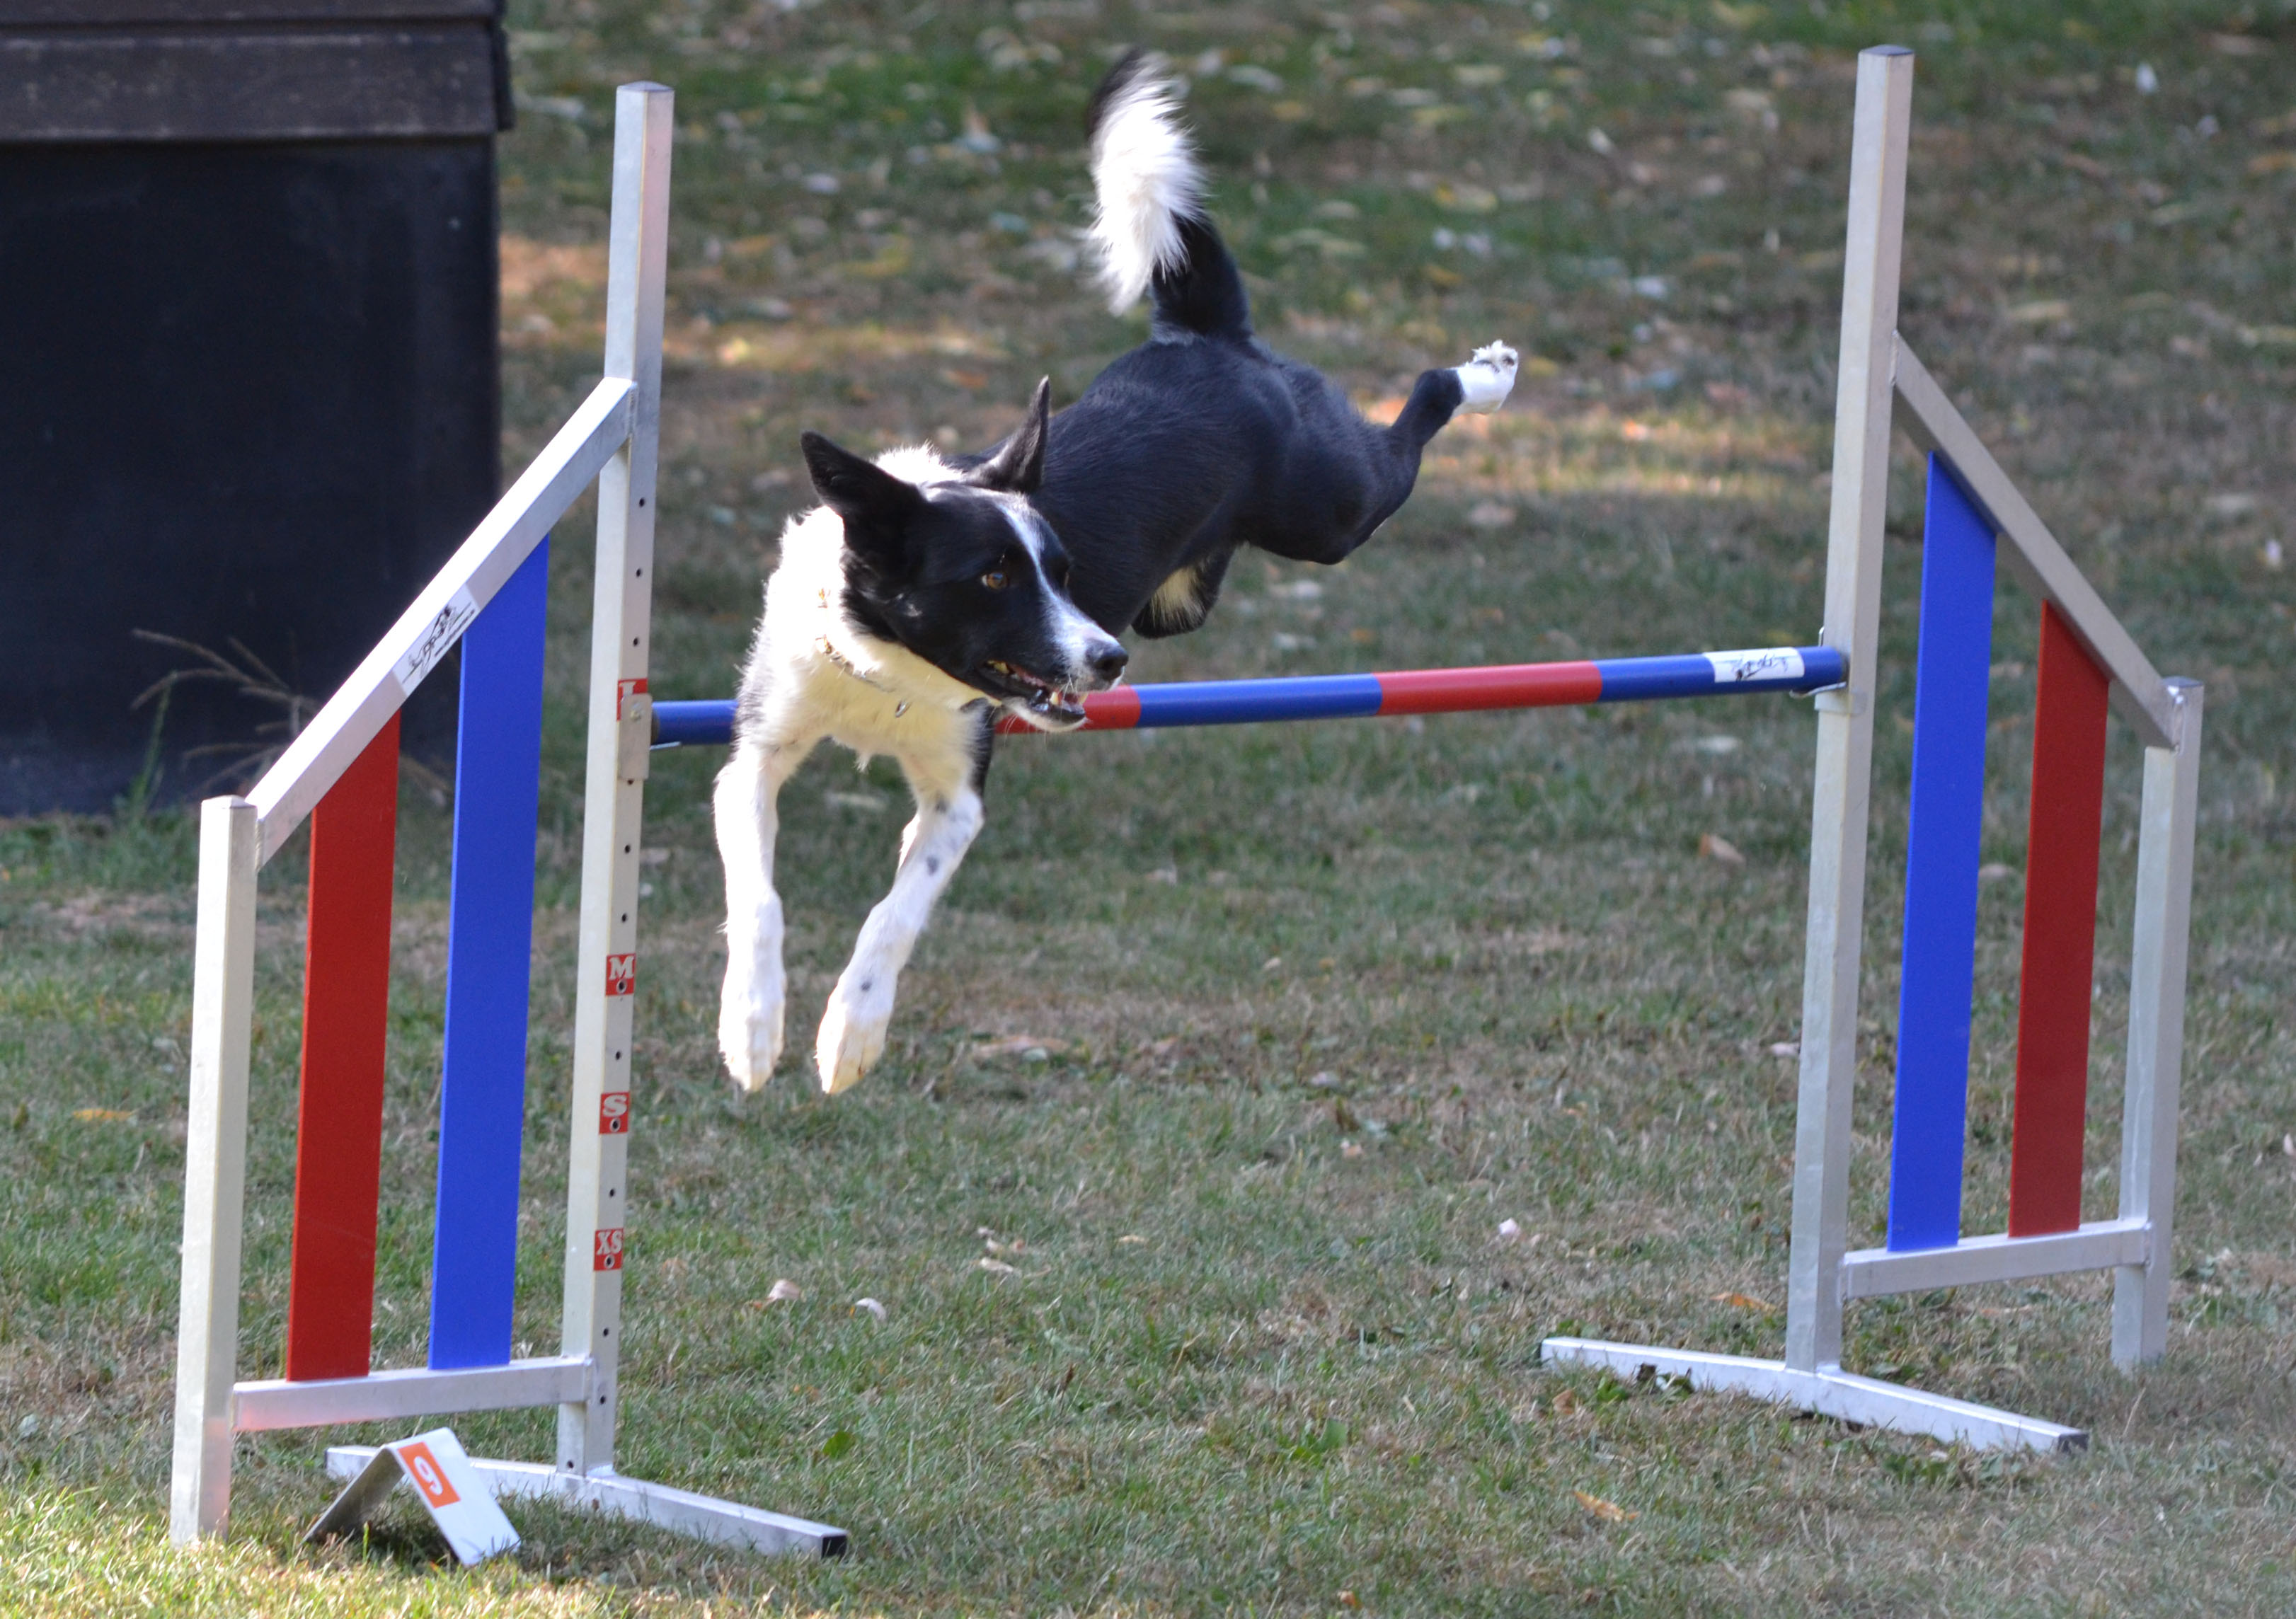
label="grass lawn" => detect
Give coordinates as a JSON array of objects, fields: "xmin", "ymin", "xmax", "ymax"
[{"xmin": 5, "ymin": 1, "xmax": 2295, "ymax": 1613}]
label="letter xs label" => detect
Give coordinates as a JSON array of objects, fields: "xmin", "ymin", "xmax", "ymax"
[
  {"xmin": 594, "ymin": 1228, "xmax": 625, "ymax": 1271},
  {"xmin": 604, "ymin": 954, "xmax": 635, "ymax": 996}
]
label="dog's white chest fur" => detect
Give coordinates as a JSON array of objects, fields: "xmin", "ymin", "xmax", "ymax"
[{"xmin": 750, "ymin": 498, "xmax": 986, "ymax": 763}]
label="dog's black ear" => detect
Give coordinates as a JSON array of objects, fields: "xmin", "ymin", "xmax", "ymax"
[
  {"xmin": 965, "ymin": 378, "xmax": 1051, "ymax": 496},
  {"xmin": 802, "ymin": 431, "xmax": 922, "ymax": 569}
]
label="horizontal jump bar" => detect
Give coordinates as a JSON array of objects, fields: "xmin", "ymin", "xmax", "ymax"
[{"xmin": 651, "ymin": 646, "xmax": 1844, "ymax": 748}]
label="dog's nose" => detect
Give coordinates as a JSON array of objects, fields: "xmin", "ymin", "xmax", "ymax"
[{"xmin": 1089, "ymin": 643, "xmax": 1130, "ymax": 684}]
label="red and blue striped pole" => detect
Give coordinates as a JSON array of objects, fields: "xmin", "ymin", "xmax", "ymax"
[{"xmin": 650, "ymin": 645, "xmax": 1846, "ymax": 748}]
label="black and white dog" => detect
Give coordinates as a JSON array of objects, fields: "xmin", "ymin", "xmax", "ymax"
[{"xmin": 714, "ymin": 51, "xmax": 1517, "ymax": 1094}]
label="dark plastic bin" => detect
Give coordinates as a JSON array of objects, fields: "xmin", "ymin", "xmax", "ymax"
[{"xmin": 0, "ymin": 1, "xmax": 512, "ymax": 813}]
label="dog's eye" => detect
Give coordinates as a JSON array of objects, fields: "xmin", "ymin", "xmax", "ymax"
[{"xmin": 980, "ymin": 569, "xmax": 1009, "ymax": 591}]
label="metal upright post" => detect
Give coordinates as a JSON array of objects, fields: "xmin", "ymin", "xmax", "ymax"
[
  {"xmin": 559, "ymin": 81, "xmax": 671, "ymax": 1480},
  {"xmin": 169, "ymin": 797, "xmax": 261, "ymax": 1541},
  {"xmin": 2112, "ymin": 680, "xmax": 2203, "ymax": 1367},
  {"xmin": 1781, "ymin": 45, "xmax": 1914, "ymax": 1376}
]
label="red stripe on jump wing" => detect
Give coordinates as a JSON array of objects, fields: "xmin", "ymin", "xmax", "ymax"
[
  {"xmin": 282, "ymin": 715, "xmax": 399, "ymax": 1381},
  {"xmin": 2007, "ymin": 604, "xmax": 2111, "ymax": 1238},
  {"xmin": 1375, "ymin": 662, "xmax": 1602, "ymax": 715}
]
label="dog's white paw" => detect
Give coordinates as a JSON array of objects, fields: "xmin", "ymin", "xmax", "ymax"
[
  {"xmin": 1454, "ymin": 341, "xmax": 1519, "ymax": 414},
  {"xmin": 815, "ymin": 971, "xmax": 896, "ymax": 1095},
  {"xmin": 718, "ymin": 964, "xmax": 785, "ymax": 1094}
]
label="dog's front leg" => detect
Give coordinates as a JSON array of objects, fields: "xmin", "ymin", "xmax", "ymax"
[
  {"xmin": 815, "ymin": 771, "xmax": 985, "ymax": 1095},
  {"xmin": 715, "ymin": 739, "xmax": 802, "ymax": 1091}
]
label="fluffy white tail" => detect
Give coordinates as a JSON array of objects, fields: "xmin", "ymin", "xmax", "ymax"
[{"xmin": 1087, "ymin": 54, "xmax": 1205, "ymax": 313}]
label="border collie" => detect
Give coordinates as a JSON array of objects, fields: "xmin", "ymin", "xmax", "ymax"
[{"xmin": 715, "ymin": 50, "xmax": 1517, "ymax": 1095}]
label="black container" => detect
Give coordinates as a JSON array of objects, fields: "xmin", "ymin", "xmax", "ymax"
[{"xmin": 0, "ymin": 2, "xmax": 512, "ymax": 814}]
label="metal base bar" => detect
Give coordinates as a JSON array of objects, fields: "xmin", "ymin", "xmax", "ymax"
[
  {"xmin": 1540, "ymin": 1338, "xmax": 2087, "ymax": 1453},
  {"xmin": 326, "ymin": 1446, "xmax": 847, "ymax": 1558},
  {"xmin": 235, "ymin": 1356, "xmax": 591, "ymax": 1433}
]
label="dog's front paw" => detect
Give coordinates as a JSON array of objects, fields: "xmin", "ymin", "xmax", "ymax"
[
  {"xmin": 815, "ymin": 971, "xmax": 896, "ymax": 1095},
  {"xmin": 1454, "ymin": 341, "xmax": 1519, "ymax": 414},
  {"xmin": 718, "ymin": 962, "xmax": 785, "ymax": 1094}
]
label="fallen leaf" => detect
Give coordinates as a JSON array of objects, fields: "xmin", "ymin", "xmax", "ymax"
[
  {"xmin": 2007, "ymin": 298, "xmax": 2072, "ymax": 325},
  {"xmin": 1550, "ymin": 1389, "xmax": 1579, "ymax": 1415},
  {"xmin": 978, "ymin": 1256, "xmax": 1018, "ymax": 1275},
  {"xmin": 817, "ymin": 1428, "xmax": 856, "ymax": 1460},
  {"xmin": 1699, "ymin": 833, "xmax": 1746, "ymax": 866},
  {"xmin": 1574, "ymin": 1490, "xmax": 1637, "ymax": 1522},
  {"xmin": 1340, "ymin": 1141, "xmax": 1366, "ymax": 1159},
  {"xmin": 1713, "ymin": 1291, "xmax": 1774, "ymax": 1311},
  {"xmin": 972, "ymin": 1035, "xmax": 1071, "ymax": 1061},
  {"xmin": 1337, "ymin": 1593, "xmax": 1362, "ymax": 1610},
  {"xmin": 72, "ymin": 1108, "xmax": 134, "ymax": 1122},
  {"xmin": 2246, "ymin": 151, "xmax": 2296, "ymax": 176},
  {"xmin": 2206, "ymin": 492, "xmax": 2259, "ymax": 519},
  {"xmin": 1498, "ymin": 1218, "xmax": 1524, "ymax": 1241},
  {"xmin": 1466, "ymin": 501, "xmax": 1517, "ymax": 529},
  {"xmin": 767, "ymin": 1278, "xmax": 803, "ymax": 1303},
  {"xmin": 984, "ymin": 1237, "xmax": 1026, "ymax": 1256},
  {"xmin": 1769, "ymin": 1041, "xmax": 1800, "ymax": 1057},
  {"xmin": 852, "ymin": 1296, "xmax": 888, "ymax": 1320},
  {"xmin": 1978, "ymin": 862, "xmax": 2017, "ymax": 883},
  {"xmin": 1117, "ymin": 1233, "xmax": 1149, "ymax": 1245},
  {"xmin": 1307, "ymin": 1071, "xmax": 1341, "ymax": 1088}
]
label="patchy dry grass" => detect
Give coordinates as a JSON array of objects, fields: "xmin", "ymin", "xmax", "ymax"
[{"xmin": 5, "ymin": 1, "xmax": 2296, "ymax": 1613}]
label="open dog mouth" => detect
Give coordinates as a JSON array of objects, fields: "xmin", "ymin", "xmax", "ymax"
[{"xmin": 978, "ymin": 658, "xmax": 1089, "ymax": 725}]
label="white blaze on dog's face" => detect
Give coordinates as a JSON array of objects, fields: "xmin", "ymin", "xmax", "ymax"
[{"xmin": 798, "ymin": 379, "xmax": 1127, "ymax": 729}]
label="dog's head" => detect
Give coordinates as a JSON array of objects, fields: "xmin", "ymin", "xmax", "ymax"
[{"xmin": 799, "ymin": 379, "xmax": 1127, "ymax": 731}]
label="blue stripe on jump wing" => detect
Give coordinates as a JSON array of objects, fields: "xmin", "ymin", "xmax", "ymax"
[
  {"xmin": 653, "ymin": 699, "xmax": 735, "ymax": 748},
  {"xmin": 1130, "ymin": 673, "xmax": 1384, "ymax": 728},
  {"xmin": 1593, "ymin": 646, "xmax": 1844, "ymax": 702},
  {"xmin": 1886, "ymin": 457, "xmax": 1997, "ymax": 1254},
  {"xmin": 429, "ymin": 536, "xmax": 549, "ymax": 1370}
]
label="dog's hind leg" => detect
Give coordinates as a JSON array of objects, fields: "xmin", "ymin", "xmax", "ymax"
[
  {"xmin": 1256, "ymin": 342, "xmax": 1520, "ymax": 568},
  {"xmin": 715, "ymin": 738, "xmax": 806, "ymax": 1091},
  {"xmin": 815, "ymin": 727, "xmax": 991, "ymax": 1095}
]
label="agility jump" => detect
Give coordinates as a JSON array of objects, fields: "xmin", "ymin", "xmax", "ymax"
[
  {"xmin": 170, "ymin": 50, "xmax": 2200, "ymax": 1572},
  {"xmin": 169, "ymin": 83, "xmax": 844, "ymax": 1556}
]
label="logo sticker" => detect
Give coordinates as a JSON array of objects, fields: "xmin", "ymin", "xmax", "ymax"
[
  {"xmin": 393, "ymin": 589, "xmax": 479, "ymax": 696},
  {"xmin": 1705, "ymin": 647, "xmax": 1804, "ymax": 686},
  {"xmin": 616, "ymin": 676, "xmax": 650, "ymax": 719},
  {"xmin": 397, "ymin": 1441, "xmax": 461, "ymax": 1508},
  {"xmin": 599, "ymin": 1090, "xmax": 631, "ymax": 1134},
  {"xmin": 604, "ymin": 954, "xmax": 636, "ymax": 996},
  {"xmin": 594, "ymin": 1228, "xmax": 625, "ymax": 1271}
]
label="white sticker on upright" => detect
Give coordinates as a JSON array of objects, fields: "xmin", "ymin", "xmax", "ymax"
[
  {"xmin": 305, "ymin": 1426, "xmax": 520, "ymax": 1566},
  {"xmin": 394, "ymin": 588, "xmax": 480, "ymax": 696},
  {"xmin": 1705, "ymin": 647, "xmax": 1805, "ymax": 686}
]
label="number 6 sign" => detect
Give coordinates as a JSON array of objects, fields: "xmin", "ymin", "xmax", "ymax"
[{"xmin": 305, "ymin": 1427, "xmax": 520, "ymax": 1565}]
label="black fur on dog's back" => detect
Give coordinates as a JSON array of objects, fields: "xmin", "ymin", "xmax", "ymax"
[{"xmin": 963, "ymin": 50, "xmax": 1471, "ymax": 640}]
